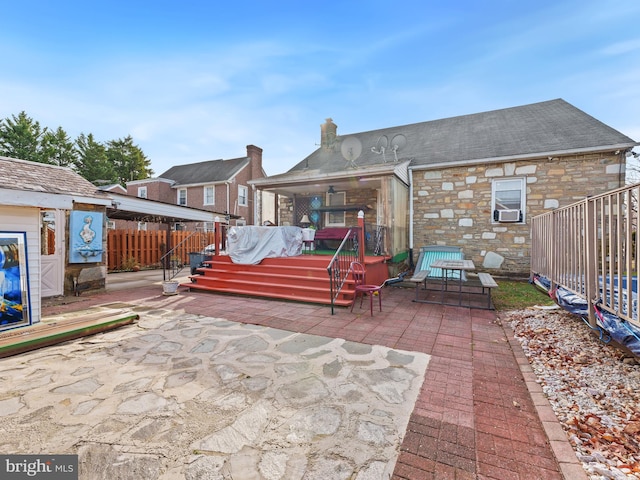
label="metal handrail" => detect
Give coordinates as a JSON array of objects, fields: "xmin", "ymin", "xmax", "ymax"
[
  {"xmin": 531, "ymin": 181, "xmax": 640, "ymax": 329},
  {"xmin": 326, "ymin": 228, "xmax": 359, "ymax": 314},
  {"xmin": 160, "ymin": 230, "xmax": 200, "ymax": 281}
]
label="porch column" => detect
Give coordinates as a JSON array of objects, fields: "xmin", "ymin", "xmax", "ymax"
[
  {"xmin": 214, "ymin": 217, "xmax": 221, "ymax": 256},
  {"xmin": 358, "ymin": 210, "xmax": 365, "ymax": 263}
]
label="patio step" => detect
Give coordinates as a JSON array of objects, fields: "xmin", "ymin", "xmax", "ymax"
[
  {"xmin": 185, "ymin": 279, "xmax": 354, "ymax": 307},
  {"xmin": 182, "ymin": 254, "xmax": 383, "ymax": 306}
]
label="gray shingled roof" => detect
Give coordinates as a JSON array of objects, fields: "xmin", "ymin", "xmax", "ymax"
[
  {"xmin": 288, "ymin": 99, "xmax": 637, "ymax": 174},
  {"xmin": 0, "ymin": 156, "xmax": 103, "ymax": 197},
  {"xmin": 159, "ymin": 157, "xmax": 250, "ymax": 185}
]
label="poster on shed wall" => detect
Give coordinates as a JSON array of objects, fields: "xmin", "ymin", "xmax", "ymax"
[
  {"xmin": 69, "ymin": 211, "xmax": 104, "ymax": 263},
  {"xmin": 0, "ymin": 232, "xmax": 31, "ymax": 332}
]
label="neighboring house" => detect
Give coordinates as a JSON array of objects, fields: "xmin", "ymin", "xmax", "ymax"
[
  {"xmin": 249, "ymin": 99, "xmax": 638, "ymax": 276},
  {"xmin": 98, "ymin": 184, "xmax": 127, "ymax": 230},
  {"xmin": 120, "ymin": 145, "xmax": 267, "ymax": 231}
]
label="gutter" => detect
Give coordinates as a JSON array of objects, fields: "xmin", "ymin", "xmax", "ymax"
[{"xmin": 408, "ymin": 143, "xmax": 638, "ymax": 172}]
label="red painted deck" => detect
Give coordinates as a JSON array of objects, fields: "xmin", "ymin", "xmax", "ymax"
[{"xmin": 183, "ymin": 254, "xmax": 390, "ymax": 306}]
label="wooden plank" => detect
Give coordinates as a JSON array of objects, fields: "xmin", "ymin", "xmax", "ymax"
[
  {"xmin": 0, "ymin": 312, "xmax": 138, "ymax": 358},
  {"xmin": 408, "ymin": 270, "xmax": 431, "ymax": 283},
  {"xmin": 478, "ymin": 272, "xmax": 498, "ymax": 288}
]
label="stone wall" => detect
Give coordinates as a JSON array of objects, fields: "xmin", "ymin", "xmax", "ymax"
[{"xmin": 411, "ymin": 152, "xmax": 625, "ymax": 277}]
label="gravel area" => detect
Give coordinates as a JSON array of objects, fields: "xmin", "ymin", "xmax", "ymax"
[{"xmin": 506, "ymin": 306, "xmax": 640, "ymax": 479}]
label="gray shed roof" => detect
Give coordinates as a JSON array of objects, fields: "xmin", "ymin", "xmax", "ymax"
[
  {"xmin": 0, "ymin": 156, "xmax": 105, "ymax": 198},
  {"xmin": 288, "ymin": 99, "xmax": 637, "ymax": 174},
  {"xmin": 159, "ymin": 156, "xmax": 250, "ymax": 186}
]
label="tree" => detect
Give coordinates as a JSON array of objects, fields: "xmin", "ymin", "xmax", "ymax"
[
  {"xmin": 41, "ymin": 126, "xmax": 77, "ymax": 167},
  {"xmin": 0, "ymin": 111, "xmax": 47, "ymax": 163},
  {"xmin": 106, "ymin": 135, "xmax": 153, "ymax": 185},
  {"xmin": 75, "ymin": 133, "xmax": 116, "ymax": 184}
]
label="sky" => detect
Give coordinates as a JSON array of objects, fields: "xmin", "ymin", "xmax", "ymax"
[{"xmin": 2, "ymin": 1, "xmax": 639, "ymax": 177}]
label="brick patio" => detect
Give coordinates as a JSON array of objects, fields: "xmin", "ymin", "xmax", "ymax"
[{"xmin": 41, "ymin": 278, "xmax": 585, "ymax": 479}]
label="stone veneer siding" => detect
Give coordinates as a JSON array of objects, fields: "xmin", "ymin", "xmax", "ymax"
[{"xmin": 411, "ymin": 153, "xmax": 625, "ymax": 277}]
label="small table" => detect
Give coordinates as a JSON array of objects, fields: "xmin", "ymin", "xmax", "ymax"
[{"xmin": 431, "ymin": 259, "xmax": 476, "ymax": 306}]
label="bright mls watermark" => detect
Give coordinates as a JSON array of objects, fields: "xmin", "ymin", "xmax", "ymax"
[{"xmin": 0, "ymin": 455, "xmax": 78, "ymax": 479}]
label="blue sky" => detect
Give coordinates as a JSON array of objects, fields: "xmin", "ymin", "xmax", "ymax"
[{"xmin": 2, "ymin": 1, "xmax": 639, "ymax": 176}]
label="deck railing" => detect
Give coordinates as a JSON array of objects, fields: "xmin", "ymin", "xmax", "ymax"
[
  {"xmin": 363, "ymin": 222, "xmax": 388, "ymax": 256},
  {"xmin": 326, "ymin": 229, "xmax": 360, "ymax": 315},
  {"xmin": 531, "ymin": 182, "xmax": 640, "ymax": 329}
]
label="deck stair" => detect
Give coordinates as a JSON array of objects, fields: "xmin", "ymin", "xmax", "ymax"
[{"xmin": 184, "ymin": 255, "xmax": 387, "ymax": 306}]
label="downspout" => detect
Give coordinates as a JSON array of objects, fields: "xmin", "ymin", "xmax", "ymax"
[
  {"xmin": 226, "ymin": 182, "xmax": 230, "ymax": 222},
  {"xmin": 252, "ymin": 184, "xmax": 259, "ymax": 226},
  {"xmin": 408, "ymin": 167, "xmax": 415, "ymax": 269}
]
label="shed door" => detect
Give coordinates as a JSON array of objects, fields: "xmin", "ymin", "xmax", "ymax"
[{"xmin": 40, "ymin": 210, "xmax": 64, "ymax": 297}]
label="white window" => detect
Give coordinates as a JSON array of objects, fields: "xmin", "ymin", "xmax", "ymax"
[
  {"xmin": 236, "ymin": 219, "xmax": 246, "ymax": 226},
  {"xmin": 204, "ymin": 185, "xmax": 215, "ymax": 205},
  {"xmin": 325, "ymin": 191, "xmax": 346, "ymax": 226},
  {"xmin": 106, "ymin": 220, "xmax": 116, "ymax": 230},
  {"xmin": 492, "ymin": 178, "xmax": 525, "ymax": 223},
  {"xmin": 137, "ymin": 186, "xmax": 147, "ymax": 199},
  {"xmin": 238, "ymin": 185, "xmax": 248, "ymax": 207},
  {"xmin": 203, "ymin": 222, "xmax": 215, "ymax": 232},
  {"xmin": 137, "ymin": 222, "xmax": 147, "ymax": 231},
  {"xmin": 173, "ymin": 223, "xmax": 185, "ymax": 231},
  {"xmin": 177, "ymin": 188, "xmax": 187, "ymax": 206}
]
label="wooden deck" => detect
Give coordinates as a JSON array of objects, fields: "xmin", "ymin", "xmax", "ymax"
[
  {"xmin": 0, "ymin": 307, "xmax": 139, "ymax": 358},
  {"xmin": 184, "ymin": 254, "xmax": 390, "ymax": 306}
]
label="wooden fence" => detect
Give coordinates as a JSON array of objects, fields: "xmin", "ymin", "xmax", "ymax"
[{"xmin": 107, "ymin": 230, "xmax": 218, "ymax": 271}]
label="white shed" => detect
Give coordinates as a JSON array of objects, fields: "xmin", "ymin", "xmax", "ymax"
[
  {"xmin": 0, "ymin": 157, "xmax": 112, "ymax": 331},
  {"xmin": 0, "ymin": 157, "xmax": 225, "ymax": 333}
]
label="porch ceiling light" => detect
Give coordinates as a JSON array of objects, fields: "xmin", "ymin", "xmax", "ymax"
[{"xmin": 327, "ymin": 185, "xmax": 336, "ymax": 195}]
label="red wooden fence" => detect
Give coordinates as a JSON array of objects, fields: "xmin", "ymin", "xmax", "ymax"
[{"xmin": 107, "ymin": 230, "xmax": 218, "ymax": 271}]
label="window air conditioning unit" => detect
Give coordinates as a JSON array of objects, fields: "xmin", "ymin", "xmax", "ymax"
[{"xmin": 497, "ymin": 209, "xmax": 521, "ymax": 223}]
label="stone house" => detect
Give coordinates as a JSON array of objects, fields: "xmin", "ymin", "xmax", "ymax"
[
  {"xmin": 250, "ymin": 99, "xmax": 637, "ymax": 276},
  {"xmin": 118, "ymin": 145, "xmax": 267, "ymax": 231}
]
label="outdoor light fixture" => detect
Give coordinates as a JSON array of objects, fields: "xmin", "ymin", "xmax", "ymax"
[{"xmin": 327, "ymin": 185, "xmax": 336, "ymax": 195}]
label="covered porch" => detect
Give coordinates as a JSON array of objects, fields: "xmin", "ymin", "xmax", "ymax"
[{"xmin": 249, "ymin": 161, "xmax": 410, "ymax": 264}]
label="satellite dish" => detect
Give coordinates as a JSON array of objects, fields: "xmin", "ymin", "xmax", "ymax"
[
  {"xmin": 371, "ymin": 135, "xmax": 388, "ymax": 161},
  {"xmin": 390, "ymin": 134, "xmax": 407, "ymax": 162},
  {"xmin": 340, "ymin": 136, "xmax": 362, "ymax": 168}
]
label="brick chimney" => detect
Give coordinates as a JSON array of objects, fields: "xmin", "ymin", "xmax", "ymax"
[
  {"xmin": 246, "ymin": 145, "xmax": 264, "ymax": 179},
  {"xmin": 321, "ymin": 118, "xmax": 337, "ymax": 150}
]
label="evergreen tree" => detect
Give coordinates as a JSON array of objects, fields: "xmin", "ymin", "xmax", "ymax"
[
  {"xmin": 75, "ymin": 133, "xmax": 116, "ymax": 184},
  {"xmin": 41, "ymin": 126, "xmax": 77, "ymax": 167},
  {"xmin": 107, "ymin": 135, "xmax": 153, "ymax": 185},
  {"xmin": 0, "ymin": 111, "xmax": 47, "ymax": 163}
]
